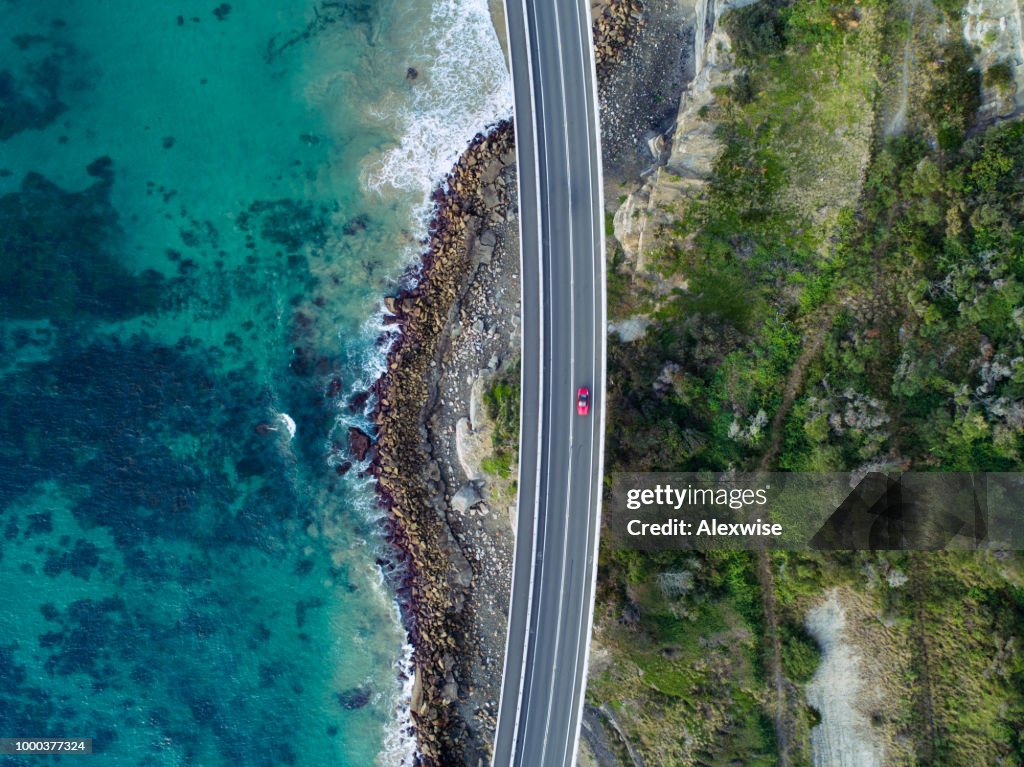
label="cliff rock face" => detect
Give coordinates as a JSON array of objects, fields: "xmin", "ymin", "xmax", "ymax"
[
  {"xmin": 963, "ymin": 0, "xmax": 1024, "ymax": 122},
  {"xmin": 612, "ymin": 0, "xmax": 753, "ymax": 269}
]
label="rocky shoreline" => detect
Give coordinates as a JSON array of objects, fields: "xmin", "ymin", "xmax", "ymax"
[
  {"xmin": 363, "ymin": 5, "xmax": 655, "ymax": 765},
  {"xmin": 368, "ymin": 120, "xmax": 517, "ymax": 767}
]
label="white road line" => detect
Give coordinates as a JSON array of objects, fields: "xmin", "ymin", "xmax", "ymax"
[
  {"xmin": 559, "ymin": 3, "xmax": 598, "ymax": 763},
  {"xmin": 568, "ymin": 0, "xmax": 610, "ymax": 760},
  {"xmin": 537, "ymin": 0, "xmax": 577, "ymax": 758},
  {"xmin": 515, "ymin": 0, "xmax": 558, "ymax": 757},
  {"xmin": 491, "ymin": 0, "xmax": 546, "ymax": 757}
]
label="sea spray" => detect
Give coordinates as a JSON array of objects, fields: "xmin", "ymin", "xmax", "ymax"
[{"xmin": 377, "ymin": 642, "xmax": 418, "ymax": 767}]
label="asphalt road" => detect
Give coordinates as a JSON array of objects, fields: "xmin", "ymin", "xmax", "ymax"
[{"xmin": 491, "ymin": 0, "xmax": 606, "ymax": 764}]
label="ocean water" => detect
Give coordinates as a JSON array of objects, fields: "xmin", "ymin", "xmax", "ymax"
[{"xmin": 0, "ymin": 1, "xmax": 510, "ymax": 766}]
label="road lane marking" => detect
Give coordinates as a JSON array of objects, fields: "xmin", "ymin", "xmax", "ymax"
[
  {"xmin": 492, "ymin": 0, "xmax": 548, "ymax": 760},
  {"xmin": 515, "ymin": 1, "xmax": 563, "ymax": 759},
  {"xmin": 565, "ymin": 0, "xmax": 610, "ymax": 761},
  {"xmin": 536, "ymin": 0, "xmax": 577, "ymax": 758}
]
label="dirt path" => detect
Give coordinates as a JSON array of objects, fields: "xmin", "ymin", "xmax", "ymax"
[
  {"xmin": 886, "ymin": 0, "xmax": 919, "ymax": 137},
  {"xmin": 759, "ymin": 304, "xmax": 838, "ymax": 473},
  {"xmin": 755, "ymin": 546, "xmax": 792, "ymax": 767},
  {"xmin": 753, "ymin": 301, "xmax": 840, "ymax": 767},
  {"xmin": 750, "ymin": 23, "xmax": 913, "ymax": 754}
]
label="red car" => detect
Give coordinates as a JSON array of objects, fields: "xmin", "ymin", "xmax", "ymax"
[{"xmin": 577, "ymin": 386, "xmax": 590, "ymax": 416}]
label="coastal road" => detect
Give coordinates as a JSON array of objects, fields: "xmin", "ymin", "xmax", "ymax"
[{"xmin": 492, "ymin": 0, "xmax": 606, "ymax": 765}]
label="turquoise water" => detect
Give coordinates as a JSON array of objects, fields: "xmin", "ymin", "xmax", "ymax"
[{"xmin": 0, "ymin": 1, "xmax": 510, "ymax": 765}]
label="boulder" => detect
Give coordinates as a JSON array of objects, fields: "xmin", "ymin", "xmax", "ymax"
[
  {"xmin": 348, "ymin": 427, "xmax": 373, "ymax": 461},
  {"xmin": 348, "ymin": 390, "xmax": 370, "ymax": 412},
  {"xmin": 441, "ymin": 675, "xmax": 459, "ymax": 704},
  {"xmin": 451, "ymin": 483, "xmax": 483, "ymax": 514}
]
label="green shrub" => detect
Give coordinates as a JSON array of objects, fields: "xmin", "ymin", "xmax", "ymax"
[
  {"xmin": 482, "ymin": 453, "xmax": 513, "ymax": 479},
  {"xmin": 984, "ymin": 61, "xmax": 1015, "ymax": 93},
  {"xmin": 932, "ymin": 0, "xmax": 968, "ymax": 18},
  {"xmin": 731, "ymin": 71, "xmax": 759, "ymax": 105},
  {"xmin": 724, "ymin": 0, "xmax": 788, "ymax": 62},
  {"xmin": 484, "ymin": 362, "xmax": 520, "ymax": 448},
  {"xmin": 926, "ymin": 41, "xmax": 981, "ymax": 151},
  {"xmin": 780, "ymin": 624, "xmax": 822, "ymax": 683},
  {"xmin": 483, "ymin": 362, "xmax": 521, "ymax": 478}
]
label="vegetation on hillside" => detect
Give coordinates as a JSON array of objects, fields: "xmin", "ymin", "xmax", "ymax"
[{"xmin": 592, "ymin": 0, "xmax": 1024, "ymax": 763}]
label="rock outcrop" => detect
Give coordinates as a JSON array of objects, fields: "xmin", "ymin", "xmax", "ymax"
[
  {"xmin": 964, "ymin": 0, "xmax": 1024, "ymax": 122},
  {"xmin": 612, "ymin": 0, "xmax": 741, "ymax": 269},
  {"xmin": 348, "ymin": 427, "xmax": 373, "ymax": 461}
]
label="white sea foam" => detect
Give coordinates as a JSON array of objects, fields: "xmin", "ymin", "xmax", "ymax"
[
  {"xmin": 325, "ymin": 305, "xmax": 415, "ymax": 767},
  {"xmin": 364, "ymin": 0, "xmax": 513, "ymax": 225},
  {"xmin": 376, "ymin": 639, "xmax": 417, "ymax": 767},
  {"xmin": 277, "ymin": 412, "xmax": 297, "ymax": 439}
]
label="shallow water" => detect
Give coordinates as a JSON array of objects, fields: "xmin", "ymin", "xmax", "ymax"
[{"xmin": 0, "ymin": 1, "xmax": 509, "ymax": 765}]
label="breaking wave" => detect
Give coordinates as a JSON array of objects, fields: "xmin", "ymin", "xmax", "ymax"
[{"xmin": 364, "ymin": 0, "xmax": 513, "ymax": 224}]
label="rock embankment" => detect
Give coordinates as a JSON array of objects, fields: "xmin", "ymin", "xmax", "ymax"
[
  {"xmin": 593, "ymin": 0, "xmax": 647, "ymax": 75},
  {"xmin": 595, "ymin": 0, "xmax": 695, "ymax": 181},
  {"xmin": 371, "ymin": 121, "xmax": 516, "ymax": 767}
]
